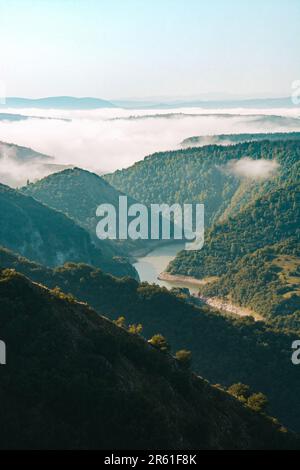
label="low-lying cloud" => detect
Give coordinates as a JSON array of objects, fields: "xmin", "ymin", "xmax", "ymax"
[
  {"xmin": 0, "ymin": 105, "xmax": 298, "ymax": 186},
  {"xmin": 225, "ymin": 157, "xmax": 280, "ymax": 180}
]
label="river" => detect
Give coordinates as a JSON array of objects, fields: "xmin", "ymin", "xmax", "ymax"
[
  {"xmin": 133, "ymin": 243, "xmax": 263, "ymax": 321},
  {"xmin": 133, "ymin": 242, "xmax": 201, "ymax": 295}
]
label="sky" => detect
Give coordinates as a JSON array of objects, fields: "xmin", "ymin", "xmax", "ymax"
[{"xmin": 0, "ymin": 0, "xmax": 299, "ymax": 99}]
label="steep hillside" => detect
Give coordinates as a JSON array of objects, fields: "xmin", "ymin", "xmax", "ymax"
[
  {"xmin": 0, "ymin": 184, "xmax": 137, "ymax": 279},
  {"xmin": 21, "ymin": 168, "xmax": 137, "ymax": 254},
  {"xmin": 167, "ymin": 179, "xmax": 299, "ymax": 280},
  {"xmin": 1, "ymin": 246, "xmax": 300, "ymax": 432},
  {"xmin": 105, "ymin": 140, "xmax": 300, "ymax": 226},
  {"xmin": 21, "ymin": 167, "xmax": 174, "ymax": 254},
  {"xmin": 0, "ymin": 269, "xmax": 297, "ymax": 449},
  {"xmin": 198, "ymin": 238, "xmax": 300, "ymax": 328},
  {"xmin": 22, "ymin": 168, "xmax": 128, "ymax": 230},
  {"xmin": 166, "ymin": 165, "xmax": 299, "ymax": 331}
]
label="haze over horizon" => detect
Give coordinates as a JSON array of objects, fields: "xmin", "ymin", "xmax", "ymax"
[{"xmin": 1, "ymin": 93, "xmax": 295, "ymax": 102}]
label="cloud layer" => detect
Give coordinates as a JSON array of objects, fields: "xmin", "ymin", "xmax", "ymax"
[
  {"xmin": 225, "ymin": 157, "xmax": 280, "ymax": 180},
  {"xmin": 0, "ymin": 105, "xmax": 299, "ymax": 186}
]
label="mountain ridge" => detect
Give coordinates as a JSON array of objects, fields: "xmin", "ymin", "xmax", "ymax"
[
  {"xmin": 0, "ymin": 267, "xmax": 298, "ymax": 449},
  {"xmin": 0, "ymin": 183, "xmax": 137, "ymax": 279},
  {"xmin": 0, "ymin": 96, "xmax": 115, "ymax": 109},
  {"xmin": 1, "ymin": 245, "xmax": 300, "ymax": 431}
]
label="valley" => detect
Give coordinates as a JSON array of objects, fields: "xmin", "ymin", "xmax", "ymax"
[
  {"xmin": 1, "ymin": 0, "xmax": 300, "ymax": 452},
  {"xmin": 134, "ymin": 242, "xmax": 263, "ymax": 321},
  {"xmin": 0, "ymin": 118, "xmax": 299, "ymax": 446},
  {"xmin": 133, "ymin": 242, "xmax": 200, "ymax": 291}
]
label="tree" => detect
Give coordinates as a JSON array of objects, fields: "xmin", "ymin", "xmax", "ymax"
[
  {"xmin": 175, "ymin": 349, "xmax": 192, "ymax": 368},
  {"xmin": 51, "ymin": 286, "xmax": 76, "ymax": 302},
  {"xmin": 227, "ymin": 383, "xmax": 251, "ymax": 402},
  {"xmin": 128, "ymin": 323, "xmax": 143, "ymax": 335},
  {"xmin": 148, "ymin": 334, "xmax": 170, "ymax": 353},
  {"xmin": 247, "ymin": 392, "xmax": 268, "ymax": 413},
  {"xmin": 113, "ymin": 316, "xmax": 126, "ymax": 329}
]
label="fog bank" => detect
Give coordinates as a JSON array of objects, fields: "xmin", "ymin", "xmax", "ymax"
[{"xmin": 0, "ymin": 105, "xmax": 299, "ymax": 186}]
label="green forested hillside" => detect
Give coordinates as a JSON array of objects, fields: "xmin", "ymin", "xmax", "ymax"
[
  {"xmin": 21, "ymin": 168, "xmax": 129, "ymax": 238},
  {"xmin": 105, "ymin": 140, "xmax": 300, "ymax": 226},
  {"xmin": 1, "ymin": 139, "xmax": 299, "ymax": 441},
  {"xmin": 164, "ymin": 149, "xmax": 299, "ymax": 326},
  {"xmin": 21, "ymin": 167, "xmax": 169, "ymax": 255},
  {"xmin": 198, "ymin": 238, "xmax": 300, "ymax": 328},
  {"xmin": 167, "ymin": 170, "xmax": 299, "ymax": 318},
  {"xmin": 22, "ymin": 168, "xmax": 132, "ymax": 256},
  {"xmin": 1, "ymin": 246, "xmax": 300, "ymax": 432},
  {"xmin": 168, "ymin": 179, "xmax": 299, "ymax": 278},
  {"xmin": 0, "ymin": 269, "xmax": 297, "ymax": 449},
  {"xmin": 0, "ymin": 183, "xmax": 137, "ymax": 279}
]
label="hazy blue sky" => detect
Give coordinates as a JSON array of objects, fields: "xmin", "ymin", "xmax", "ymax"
[{"xmin": 0, "ymin": 0, "xmax": 299, "ymax": 99}]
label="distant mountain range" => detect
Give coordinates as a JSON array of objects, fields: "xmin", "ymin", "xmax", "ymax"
[
  {"xmin": 113, "ymin": 96, "xmax": 298, "ymax": 109},
  {"xmin": 0, "ymin": 96, "xmax": 298, "ymax": 110},
  {"xmin": 181, "ymin": 131, "xmax": 300, "ymax": 148},
  {"xmin": 109, "ymin": 113, "xmax": 300, "ymax": 125},
  {"xmin": 0, "ymin": 96, "xmax": 115, "ymax": 109}
]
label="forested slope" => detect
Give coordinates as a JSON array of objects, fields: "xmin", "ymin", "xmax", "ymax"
[
  {"xmin": 1, "ymin": 246, "xmax": 300, "ymax": 431},
  {"xmin": 0, "ymin": 268, "xmax": 298, "ymax": 449}
]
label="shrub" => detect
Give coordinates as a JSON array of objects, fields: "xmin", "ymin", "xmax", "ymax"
[
  {"xmin": 228, "ymin": 383, "xmax": 251, "ymax": 402},
  {"xmin": 128, "ymin": 323, "xmax": 143, "ymax": 335},
  {"xmin": 148, "ymin": 334, "xmax": 170, "ymax": 353},
  {"xmin": 175, "ymin": 349, "xmax": 192, "ymax": 368},
  {"xmin": 247, "ymin": 392, "xmax": 268, "ymax": 413},
  {"xmin": 113, "ymin": 316, "xmax": 126, "ymax": 328}
]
